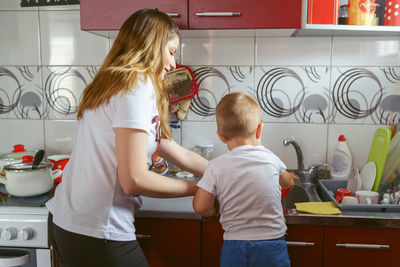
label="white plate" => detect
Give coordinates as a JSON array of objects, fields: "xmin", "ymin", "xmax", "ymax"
[
  {"xmin": 360, "ymin": 162, "xmax": 376, "ymax": 191},
  {"xmin": 346, "ymin": 168, "xmax": 361, "ymax": 193}
]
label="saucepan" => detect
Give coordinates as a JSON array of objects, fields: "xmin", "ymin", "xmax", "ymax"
[
  {"xmin": 0, "ymin": 154, "xmax": 62, "ymax": 197},
  {"xmin": 0, "ymin": 144, "xmax": 37, "ymax": 173}
]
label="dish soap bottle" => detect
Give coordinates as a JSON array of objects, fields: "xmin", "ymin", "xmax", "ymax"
[{"xmin": 331, "ymin": 134, "xmax": 352, "ymax": 180}]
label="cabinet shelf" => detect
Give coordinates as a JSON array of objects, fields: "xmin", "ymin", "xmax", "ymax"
[{"xmin": 293, "ymin": 24, "xmax": 400, "ymax": 37}]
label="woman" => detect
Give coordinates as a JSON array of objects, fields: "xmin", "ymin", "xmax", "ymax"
[{"xmin": 46, "ymin": 9, "xmax": 208, "ymax": 267}]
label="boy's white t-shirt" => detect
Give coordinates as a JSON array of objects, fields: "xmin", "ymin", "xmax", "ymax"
[
  {"xmin": 197, "ymin": 145, "xmax": 287, "ymax": 241},
  {"xmin": 46, "ymin": 76, "xmax": 160, "ymax": 241}
]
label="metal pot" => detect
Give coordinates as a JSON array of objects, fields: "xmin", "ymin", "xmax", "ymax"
[
  {"xmin": 0, "ymin": 144, "xmax": 37, "ymax": 173},
  {"xmin": 0, "ymin": 161, "xmax": 62, "ymax": 197}
]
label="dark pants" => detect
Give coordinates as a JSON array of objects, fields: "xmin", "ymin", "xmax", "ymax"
[{"xmin": 48, "ymin": 213, "xmax": 149, "ymax": 267}]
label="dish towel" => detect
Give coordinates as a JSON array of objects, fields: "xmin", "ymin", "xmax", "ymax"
[{"xmin": 295, "ymin": 201, "xmax": 341, "ymax": 215}]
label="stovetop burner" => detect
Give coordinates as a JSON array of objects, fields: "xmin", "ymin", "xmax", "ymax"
[{"xmin": 0, "ymin": 185, "xmax": 52, "ymax": 208}]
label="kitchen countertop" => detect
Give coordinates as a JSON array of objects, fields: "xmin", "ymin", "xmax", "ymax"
[{"xmin": 136, "ymin": 172, "xmax": 400, "ymax": 227}]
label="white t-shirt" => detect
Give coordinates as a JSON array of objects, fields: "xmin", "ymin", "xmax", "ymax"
[
  {"xmin": 46, "ymin": 76, "xmax": 160, "ymax": 241},
  {"xmin": 197, "ymin": 145, "xmax": 287, "ymax": 241}
]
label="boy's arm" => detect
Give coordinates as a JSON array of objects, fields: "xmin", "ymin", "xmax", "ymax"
[
  {"xmin": 279, "ymin": 171, "xmax": 296, "ymax": 190},
  {"xmin": 193, "ymin": 188, "xmax": 218, "ymax": 217}
]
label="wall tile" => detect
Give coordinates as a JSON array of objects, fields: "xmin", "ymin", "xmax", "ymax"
[
  {"xmin": 327, "ymin": 124, "xmax": 388, "ymax": 170},
  {"xmin": 0, "ymin": 11, "xmax": 40, "ymax": 65},
  {"xmin": 42, "ymin": 66, "xmax": 98, "ymax": 119},
  {"xmin": 330, "ymin": 67, "xmax": 400, "ymax": 124},
  {"xmin": 181, "ymin": 37, "xmax": 254, "ymax": 66},
  {"xmin": 186, "ymin": 66, "xmax": 254, "ymax": 121},
  {"xmin": 0, "ymin": 66, "xmax": 43, "ymax": 119},
  {"xmin": 256, "ymin": 37, "xmax": 331, "ymax": 66},
  {"xmin": 0, "ymin": 0, "xmax": 37, "ymax": 10},
  {"xmin": 181, "ymin": 121, "xmax": 225, "ymax": 159},
  {"xmin": 44, "ymin": 120, "xmax": 79, "ymax": 155},
  {"xmin": 39, "ymin": 10, "xmax": 109, "ymax": 65},
  {"xmin": 262, "ymin": 123, "xmax": 328, "ymax": 170},
  {"xmin": 255, "ymin": 66, "xmax": 332, "ymax": 123},
  {"xmin": 332, "ymin": 37, "xmax": 400, "ymax": 66},
  {"xmin": 0, "ymin": 119, "xmax": 44, "ymax": 153}
]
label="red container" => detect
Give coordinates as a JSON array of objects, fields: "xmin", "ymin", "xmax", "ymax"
[
  {"xmin": 308, "ymin": 0, "xmax": 339, "ymax": 24},
  {"xmin": 384, "ymin": 0, "xmax": 400, "ymax": 26},
  {"xmin": 47, "ymin": 155, "xmax": 70, "ymax": 183},
  {"xmin": 281, "ymin": 188, "xmax": 290, "ymax": 199}
]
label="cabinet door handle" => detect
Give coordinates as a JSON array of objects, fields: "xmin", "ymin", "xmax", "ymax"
[
  {"xmin": 336, "ymin": 243, "xmax": 390, "ymax": 249},
  {"xmin": 167, "ymin": 13, "xmax": 180, "ymax": 17},
  {"xmin": 136, "ymin": 234, "xmax": 152, "ymax": 240},
  {"xmin": 195, "ymin": 12, "xmax": 241, "ymax": 17},
  {"xmin": 286, "ymin": 241, "xmax": 315, "ymax": 247}
]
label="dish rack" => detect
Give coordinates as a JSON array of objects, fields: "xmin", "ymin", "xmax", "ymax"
[{"xmin": 318, "ymin": 179, "xmax": 400, "ymax": 212}]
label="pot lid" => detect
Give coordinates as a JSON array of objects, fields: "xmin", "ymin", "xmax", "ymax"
[
  {"xmin": 3, "ymin": 161, "xmax": 53, "ymax": 172},
  {"xmin": 0, "ymin": 145, "xmax": 36, "ymax": 161}
]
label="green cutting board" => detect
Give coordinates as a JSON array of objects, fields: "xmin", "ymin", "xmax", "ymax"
[{"xmin": 368, "ymin": 128, "xmax": 391, "ymax": 192}]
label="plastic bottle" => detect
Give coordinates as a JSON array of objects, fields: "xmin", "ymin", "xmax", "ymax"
[{"xmin": 331, "ymin": 134, "xmax": 352, "ymax": 180}]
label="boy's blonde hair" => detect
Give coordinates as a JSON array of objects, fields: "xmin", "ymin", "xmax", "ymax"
[{"xmin": 216, "ymin": 92, "xmax": 262, "ymax": 140}]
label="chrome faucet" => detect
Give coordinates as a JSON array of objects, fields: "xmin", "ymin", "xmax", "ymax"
[{"xmin": 283, "ymin": 138, "xmax": 304, "ymax": 174}]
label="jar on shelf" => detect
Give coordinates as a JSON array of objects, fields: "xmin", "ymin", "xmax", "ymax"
[
  {"xmin": 348, "ymin": 0, "xmax": 376, "ymax": 26},
  {"xmin": 384, "ymin": 0, "xmax": 400, "ymax": 26}
]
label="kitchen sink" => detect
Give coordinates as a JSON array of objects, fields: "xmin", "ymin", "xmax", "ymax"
[{"xmin": 281, "ymin": 173, "xmax": 322, "ymax": 210}]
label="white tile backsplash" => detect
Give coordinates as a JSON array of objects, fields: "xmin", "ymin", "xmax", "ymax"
[
  {"xmin": 256, "ymin": 37, "xmax": 331, "ymax": 66},
  {"xmin": 39, "ymin": 10, "xmax": 109, "ymax": 65},
  {"xmin": 0, "ymin": 11, "xmax": 40, "ymax": 65},
  {"xmin": 0, "ymin": 119, "xmax": 45, "ymax": 153},
  {"xmin": 44, "ymin": 120, "xmax": 79, "ymax": 155},
  {"xmin": 182, "ymin": 37, "xmax": 254, "ymax": 66},
  {"xmin": 262, "ymin": 123, "xmax": 328, "ymax": 170},
  {"xmin": 332, "ymin": 37, "xmax": 400, "ymax": 66},
  {"xmin": 1, "ymin": 8, "xmax": 398, "ymax": 173}
]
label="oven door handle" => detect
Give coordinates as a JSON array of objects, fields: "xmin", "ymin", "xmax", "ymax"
[{"xmin": 0, "ymin": 253, "xmax": 29, "ymax": 266}]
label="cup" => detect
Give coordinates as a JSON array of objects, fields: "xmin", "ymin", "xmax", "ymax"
[
  {"xmin": 355, "ymin": 190, "xmax": 380, "ymax": 204},
  {"xmin": 341, "ymin": 196, "xmax": 359, "ymax": 205},
  {"xmin": 335, "ymin": 188, "xmax": 352, "ymax": 203}
]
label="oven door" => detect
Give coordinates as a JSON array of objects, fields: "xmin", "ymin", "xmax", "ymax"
[{"xmin": 0, "ymin": 248, "xmax": 51, "ymax": 267}]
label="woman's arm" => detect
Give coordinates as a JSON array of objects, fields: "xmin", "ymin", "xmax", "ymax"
[
  {"xmin": 193, "ymin": 188, "xmax": 218, "ymax": 217},
  {"xmin": 115, "ymin": 128, "xmax": 197, "ymax": 197},
  {"xmin": 159, "ymin": 138, "xmax": 208, "ymax": 178}
]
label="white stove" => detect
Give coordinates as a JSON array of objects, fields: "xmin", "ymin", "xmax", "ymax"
[{"xmin": 0, "ymin": 187, "xmax": 52, "ymax": 267}]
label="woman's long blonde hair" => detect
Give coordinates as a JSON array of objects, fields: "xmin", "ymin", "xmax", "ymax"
[{"xmin": 77, "ymin": 9, "xmax": 179, "ymax": 139}]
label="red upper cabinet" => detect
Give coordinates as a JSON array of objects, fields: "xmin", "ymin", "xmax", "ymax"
[
  {"xmin": 189, "ymin": 0, "xmax": 302, "ymax": 29},
  {"xmin": 80, "ymin": 0, "xmax": 188, "ymax": 30}
]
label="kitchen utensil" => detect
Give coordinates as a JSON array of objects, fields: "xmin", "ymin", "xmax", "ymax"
[
  {"xmin": 47, "ymin": 154, "xmax": 70, "ymax": 183},
  {"xmin": 346, "ymin": 168, "xmax": 361, "ymax": 193},
  {"xmin": 1, "ymin": 157, "xmax": 62, "ymax": 197},
  {"xmin": 334, "ymin": 188, "xmax": 352, "ymax": 203},
  {"xmin": 166, "ymin": 65, "xmax": 199, "ymax": 121},
  {"xmin": 384, "ymin": 0, "xmax": 400, "ymax": 26},
  {"xmin": 367, "ymin": 128, "xmax": 391, "ymax": 191},
  {"xmin": 0, "ymin": 144, "xmax": 36, "ymax": 173},
  {"xmin": 380, "ymin": 132, "xmax": 400, "ymax": 189},
  {"xmin": 348, "ymin": 0, "xmax": 375, "ymax": 26},
  {"xmin": 355, "ymin": 190, "xmax": 380, "ymax": 204},
  {"xmin": 341, "ymin": 196, "xmax": 359, "ymax": 204},
  {"xmin": 32, "ymin": 149, "xmax": 45, "ymax": 170},
  {"xmin": 360, "ymin": 162, "xmax": 376, "ymax": 191},
  {"xmin": 165, "ymin": 65, "xmax": 198, "ymax": 104}
]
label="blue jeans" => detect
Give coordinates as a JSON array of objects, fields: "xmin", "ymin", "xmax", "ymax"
[{"xmin": 220, "ymin": 236, "xmax": 290, "ymax": 267}]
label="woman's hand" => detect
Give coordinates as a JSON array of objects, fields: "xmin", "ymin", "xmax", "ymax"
[
  {"xmin": 115, "ymin": 128, "xmax": 199, "ymax": 197},
  {"xmin": 159, "ymin": 138, "xmax": 208, "ymax": 178}
]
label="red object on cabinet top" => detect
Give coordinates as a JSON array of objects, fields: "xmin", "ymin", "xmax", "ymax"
[{"xmin": 307, "ymin": 0, "xmax": 339, "ymax": 25}]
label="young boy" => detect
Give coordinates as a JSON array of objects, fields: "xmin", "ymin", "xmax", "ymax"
[{"xmin": 193, "ymin": 92, "xmax": 295, "ymax": 267}]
